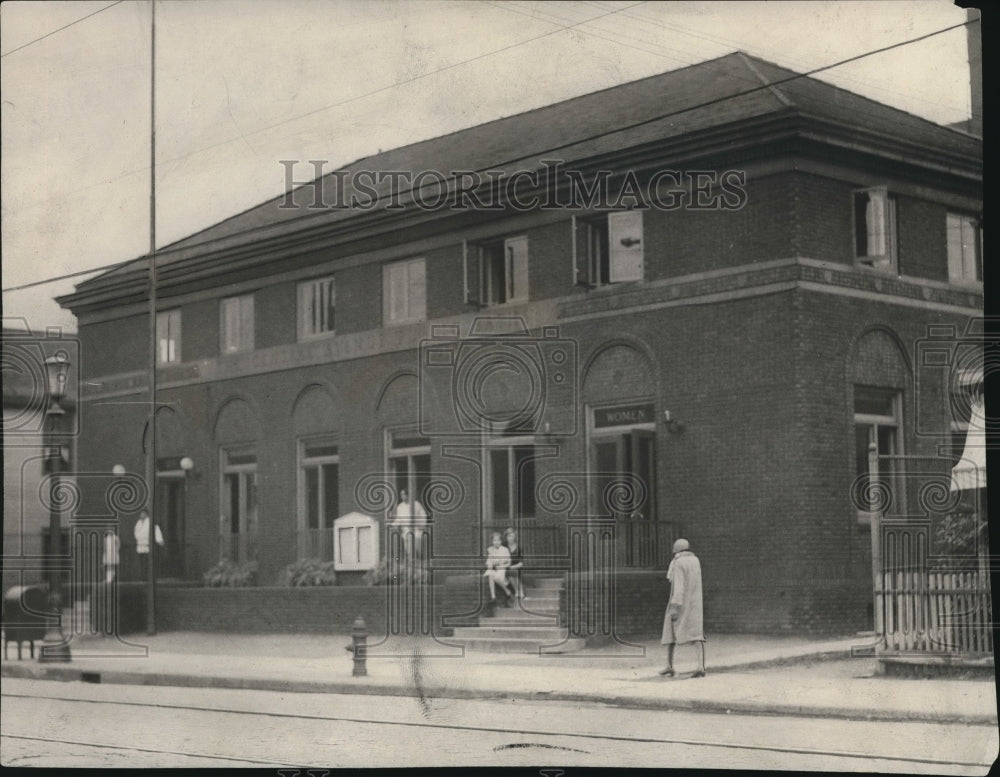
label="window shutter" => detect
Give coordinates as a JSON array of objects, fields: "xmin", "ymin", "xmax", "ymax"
[
  {"xmin": 240, "ymin": 296, "xmax": 254, "ymax": 350},
  {"xmin": 855, "ymin": 187, "xmax": 894, "ymax": 268},
  {"xmin": 385, "ymin": 263, "xmax": 406, "ymax": 322},
  {"xmin": 222, "ymin": 298, "xmax": 237, "ymax": 352},
  {"xmin": 946, "ymin": 213, "xmax": 964, "ymax": 280},
  {"xmin": 410, "ymin": 259, "xmax": 426, "ymax": 320},
  {"xmin": 574, "ymin": 218, "xmax": 598, "ymax": 287},
  {"xmin": 506, "ymin": 235, "xmax": 529, "ymax": 302},
  {"xmin": 608, "ymin": 210, "xmax": 643, "ymax": 282},
  {"xmin": 171, "ymin": 311, "xmax": 181, "ymax": 362},
  {"xmin": 156, "ymin": 312, "xmax": 167, "ymax": 362},
  {"xmin": 465, "ymin": 241, "xmax": 483, "ymax": 306}
]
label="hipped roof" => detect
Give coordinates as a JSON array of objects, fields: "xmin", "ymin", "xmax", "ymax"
[{"xmin": 60, "ymin": 51, "xmax": 982, "ymax": 308}]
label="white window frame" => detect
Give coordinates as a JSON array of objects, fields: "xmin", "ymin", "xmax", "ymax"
[
  {"xmin": 946, "ymin": 212, "xmax": 983, "ymax": 283},
  {"xmin": 298, "ymin": 437, "xmax": 340, "ymax": 533},
  {"xmin": 333, "ymin": 513, "xmax": 378, "ymax": 571},
  {"xmin": 383, "ymin": 257, "xmax": 426, "ymax": 325},
  {"xmin": 477, "ymin": 235, "xmax": 529, "ymax": 306},
  {"xmin": 386, "ymin": 429, "xmax": 432, "ymax": 515},
  {"xmin": 854, "ymin": 388, "xmax": 905, "ymax": 519},
  {"xmin": 220, "ymin": 446, "xmax": 258, "ymax": 561},
  {"xmin": 578, "ymin": 211, "xmax": 644, "ymax": 287},
  {"xmin": 853, "ymin": 187, "xmax": 897, "ymax": 271},
  {"xmin": 220, "ymin": 294, "xmax": 255, "ymax": 354},
  {"xmin": 156, "ymin": 309, "xmax": 182, "ymax": 364},
  {"xmin": 298, "ymin": 276, "xmax": 336, "ymax": 340},
  {"xmin": 485, "ymin": 428, "xmax": 540, "ymax": 525}
]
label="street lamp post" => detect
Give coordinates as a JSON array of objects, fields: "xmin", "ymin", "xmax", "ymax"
[{"xmin": 39, "ymin": 352, "xmax": 71, "ymax": 663}]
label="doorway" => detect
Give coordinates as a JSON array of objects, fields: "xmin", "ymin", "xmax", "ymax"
[
  {"xmin": 156, "ymin": 476, "xmax": 186, "ymax": 579},
  {"xmin": 592, "ymin": 424, "xmax": 660, "ymax": 568}
]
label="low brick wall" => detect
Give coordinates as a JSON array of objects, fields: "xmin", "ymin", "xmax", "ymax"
[
  {"xmin": 572, "ymin": 572, "xmax": 869, "ymax": 638},
  {"xmin": 109, "ymin": 581, "xmax": 482, "ymax": 635},
  {"xmin": 101, "ymin": 574, "xmax": 866, "ymax": 637}
]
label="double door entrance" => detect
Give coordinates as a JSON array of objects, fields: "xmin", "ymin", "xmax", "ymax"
[{"xmin": 592, "ymin": 421, "xmax": 665, "ymax": 568}]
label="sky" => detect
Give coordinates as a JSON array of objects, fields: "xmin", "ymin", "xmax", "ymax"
[{"xmin": 0, "ymin": 0, "xmax": 977, "ymax": 334}]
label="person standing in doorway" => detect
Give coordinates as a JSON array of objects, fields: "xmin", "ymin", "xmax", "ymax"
[
  {"xmin": 659, "ymin": 538, "xmax": 706, "ymax": 678},
  {"xmin": 391, "ymin": 488, "xmax": 428, "ymax": 564},
  {"xmin": 133, "ymin": 510, "xmax": 164, "ymax": 581},
  {"xmin": 102, "ymin": 530, "xmax": 121, "ymax": 584}
]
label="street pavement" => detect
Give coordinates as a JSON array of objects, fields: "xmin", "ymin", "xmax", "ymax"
[
  {"xmin": 2, "ymin": 630, "xmax": 997, "ymax": 725},
  {"xmin": 4, "ymin": 678, "xmax": 997, "ymax": 771}
]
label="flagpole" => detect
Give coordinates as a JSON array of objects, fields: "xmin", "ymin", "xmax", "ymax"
[{"xmin": 145, "ymin": 0, "xmax": 158, "ymax": 636}]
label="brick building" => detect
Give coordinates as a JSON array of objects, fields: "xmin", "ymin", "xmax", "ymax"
[
  {"xmin": 57, "ymin": 53, "xmax": 983, "ymax": 635},
  {"xmin": 2, "ymin": 324, "xmax": 79, "ymax": 595}
]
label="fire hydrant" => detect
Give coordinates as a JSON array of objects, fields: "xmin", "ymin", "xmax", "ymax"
[{"xmin": 345, "ymin": 616, "xmax": 367, "ymax": 676}]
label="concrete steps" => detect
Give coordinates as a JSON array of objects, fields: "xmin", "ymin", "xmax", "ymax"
[
  {"xmin": 452, "ymin": 636, "xmax": 587, "ymax": 653},
  {"xmin": 447, "ymin": 576, "xmax": 582, "ymax": 653}
]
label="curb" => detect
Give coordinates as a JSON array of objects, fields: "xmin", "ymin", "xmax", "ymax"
[{"xmin": 3, "ymin": 662, "xmax": 996, "ymax": 726}]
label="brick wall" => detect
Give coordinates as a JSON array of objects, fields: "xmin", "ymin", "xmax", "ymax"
[
  {"xmin": 789, "ymin": 171, "xmax": 952, "ymax": 281},
  {"xmin": 183, "ymin": 298, "xmax": 218, "ymax": 361},
  {"xmin": 256, "ymin": 280, "xmax": 297, "ymax": 349},
  {"xmin": 645, "ymin": 172, "xmax": 793, "ymax": 279},
  {"xmin": 426, "ymin": 243, "xmax": 465, "ymax": 319},
  {"xmin": 80, "ymin": 314, "xmax": 147, "ymax": 378},
  {"xmin": 146, "ymin": 583, "xmax": 478, "ymax": 635},
  {"xmin": 897, "ymin": 194, "xmax": 949, "ymax": 282},
  {"xmin": 337, "ymin": 263, "xmax": 382, "ymax": 334}
]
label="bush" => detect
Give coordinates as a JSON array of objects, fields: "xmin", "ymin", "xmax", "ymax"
[
  {"xmin": 283, "ymin": 558, "xmax": 338, "ymax": 587},
  {"xmin": 202, "ymin": 559, "xmax": 258, "ymax": 587},
  {"xmin": 363, "ymin": 558, "xmax": 428, "ymax": 586}
]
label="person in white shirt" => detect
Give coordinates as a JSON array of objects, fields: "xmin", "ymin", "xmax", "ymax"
[
  {"xmin": 102, "ymin": 531, "xmax": 121, "ymax": 583},
  {"xmin": 133, "ymin": 510, "xmax": 164, "ymax": 580},
  {"xmin": 483, "ymin": 532, "xmax": 514, "ymax": 605},
  {"xmin": 391, "ymin": 488, "xmax": 428, "ymax": 562}
]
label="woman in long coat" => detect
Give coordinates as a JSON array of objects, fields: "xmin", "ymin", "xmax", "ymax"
[{"xmin": 660, "ymin": 538, "xmax": 706, "ymax": 677}]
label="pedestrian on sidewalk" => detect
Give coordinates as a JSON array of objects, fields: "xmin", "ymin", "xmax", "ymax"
[
  {"xmin": 134, "ymin": 510, "xmax": 164, "ymax": 581},
  {"xmin": 660, "ymin": 538, "xmax": 706, "ymax": 678}
]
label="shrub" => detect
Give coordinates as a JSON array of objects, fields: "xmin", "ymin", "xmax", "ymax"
[
  {"xmin": 363, "ymin": 558, "xmax": 427, "ymax": 586},
  {"xmin": 202, "ymin": 559, "xmax": 258, "ymax": 587},
  {"xmin": 283, "ymin": 558, "xmax": 338, "ymax": 587}
]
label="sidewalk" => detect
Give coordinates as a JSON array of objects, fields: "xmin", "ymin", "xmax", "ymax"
[{"xmin": 2, "ymin": 631, "xmax": 996, "ymax": 725}]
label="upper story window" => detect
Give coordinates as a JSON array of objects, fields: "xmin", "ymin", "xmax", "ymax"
[
  {"xmin": 383, "ymin": 258, "xmax": 426, "ymax": 325},
  {"xmin": 298, "ymin": 276, "xmax": 335, "ymax": 339},
  {"xmin": 468, "ymin": 235, "xmax": 528, "ymax": 306},
  {"xmin": 853, "ymin": 187, "xmax": 896, "ymax": 271},
  {"xmin": 220, "ymin": 294, "xmax": 255, "ymax": 354},
  {"xmin": 156, "ymin": 309, "xmax": 181, "ymax": 364},
  {"xmin": 946, "ymin": 213, "xmax": 983, "ymax": 283},
  {"xmin": 576, "ymin": 210, "xmax": 644, "ymax": 287}
]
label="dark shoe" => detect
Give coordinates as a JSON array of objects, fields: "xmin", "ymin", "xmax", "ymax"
[
  {"xmin": 691, "ymin": 669, "xmax": 706, "ymax": 678},
  {"xmin": 658, "ymin": 667, "xmax": 675, "ymax": 676}
]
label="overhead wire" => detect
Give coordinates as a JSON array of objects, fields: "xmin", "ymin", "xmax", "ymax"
[
  {"xmin": 2, "ymin": 14, "xmax": 980, "ymax": 295},
  {"xmin": 593, "ymin": 0, "xmax": 977, "ymax": 118},
  {"xmin": 0, "ymin": 1, "xmax": 125, "ymax": 58}
]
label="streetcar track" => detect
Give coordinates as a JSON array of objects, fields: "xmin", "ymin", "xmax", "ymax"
[
  {"xmin": 2, "ymin": 690, "xmax": 991, "ymax": 769},
  {"xmin": 0, "ymin": 732, "xmax": 295, "ymax": 767}
]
